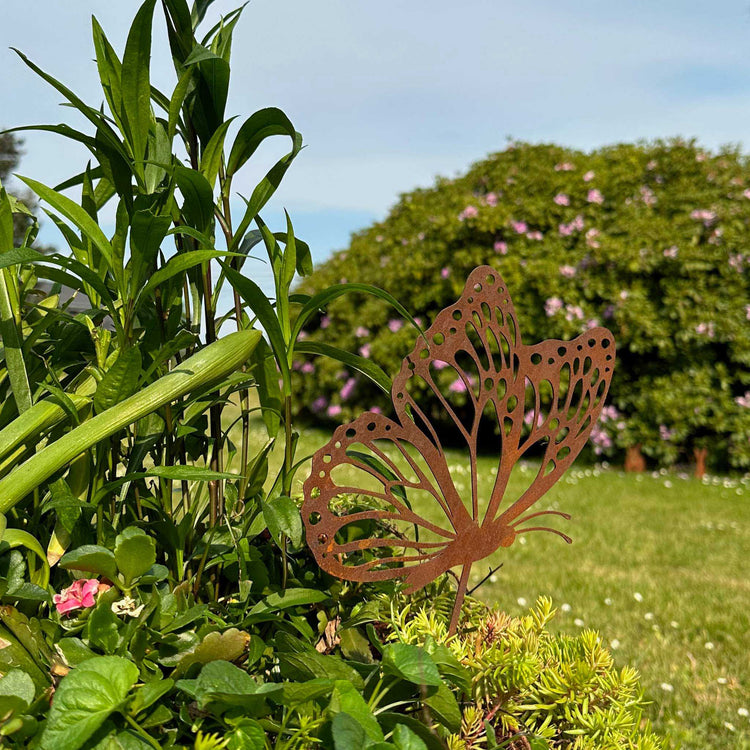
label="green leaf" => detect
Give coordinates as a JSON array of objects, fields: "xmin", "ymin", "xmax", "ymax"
[
  {"xmin": 174, "ymin": 165, "xmax": 214, "ymax": 232},
  {"xmin": 200, "ymin": 117, "xmax": 235, "ymax": 189},
  {"xmin": 226, "ymin": 719, "xmax": 266, "ymax": 750},
  {"xmin": 296, "ymin": 340, "xmax": 392, "ymax": 394},
  {"xmin": 114, "ymin": 527, "xmax": 156, "ymax": 584},
  {"xmin": 0, "ymin": 669, "xmax": 35, "ymax": 708},
  {"xmin": 1, "ymin": 527, "xmax": 50, "ymax": 588},
  {"xmin": 329, "ymin": 680, "xmax": 383, "ymax": 743},
  {"xmin": 87, "ymin": 602, "xmax": 121, "ymax": 654},
  {"xmin": 261, "ymin": 496, "xmax": 302, "ymax": 548},
  {"xmin": 129, "ymin": 679, "xmax": 174, "ymax": 715},
  {"xmin": 18, "ymin": 176, "xmax": 114, "ymax": 268},
  {"xmin": 144, "ymin": 465, "xmax": 236, "ymax": 481},
  {"xmin": 331, "ymin": 712, "xmax": 367, "ymax": 750},
  {"xmin": 277, "ymin": 651, "xmax": 363, "ymax": 689},
  {"xmin": 94, "ymin": 347, "xmax": 143, "ymax": 414},
  {"xmin": 378, "ymin": 714, "xmax": 444, "ymax": 750},
  {"xmin": 227, "ymin": 107, "xmax": 297, "ymax": 177},
  {"xmin": 277, "ymin": 678, "xmax": 335, "ymax": 706},
  {"xmin": 60, "ymin": 546, "xmax": 118, "ymax": 581},
  {"xmin": 172, "ymin": 629, "xmax": 251, "ymax": 677},
  {"xmin": 422, "ymin": 681, "xmax": 462, "ymax": 733},
  {"xmin": 392, "ymin": 724, "xmax": 429, "ymax": 750},
  {"xmin": 248, "ymin": 588, "xmax": 327, "ymax": 616},
  {"xmin": 381, "ymin": 643, "xmax": 441, "ymax": 687},
  {"xmin": 121, "ymin": 0, "xmax": 157, "ymax": 167},
  {"xmin": 39, "ymin": 656, "xmax": 138, "ymax": 750},
  {"xmin": 249, "ymin": 338, "xmax": 282, "ymax": 438}
]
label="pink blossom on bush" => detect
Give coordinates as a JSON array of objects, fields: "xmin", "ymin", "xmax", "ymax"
[
  {"xmin": 524, "ymin": 410, "xmax": 544, "ymax": 427},
  {"xmin": 690, "ymin": 208, "xmax": 717, "ymax": 225},
  {"xmin": 54, "ymin": 579, "xmax": 108, "ymax": 615},
  {"xmin": 301, "ymin": 362, "xmax": 315, "ymax": 374},
  {"xmin": 571, "ymin": 214, "xmax": 584, "ymax": 230},
  {"xmin": 340, "ymin": 378, "xmax": 356, "ymax": 400},
  {"xmin": 494, "ymin": 241, "xmax": 508, "ymax": 254},
  {"xmin": 526, "ymin": 230, "xmax": 543, "ymax": 241},
  {"xmin": 587, "ymin": 188, "xmax": 604, "ymax": 204},
  {"xmin": 600, "ymin": 405, "xmax": 620, "ymax": 421},
  {"xmin": 746, "ymin": 304, "xmax": 750, "ymax": 320},
  {"xmin": 586, "ymin": 318, "xmax": 600, "ymax": 328},
  {"xmin": 311, "ymin": 397, "xmax": 327, "ymax": 412},
  {"xmin": 590, "ymin": 424, "xmax": 613, "ymax": 454},
  {"xmin": 432, "ymin": 359, "xmax": 450, "ymax": 370},
  {"xmin": 544, "ymin": 297, "xmax": 564, "ymax": 316},
  {"xmin": 370, "ymin": 406, "xmax": 383, "ymax": 414},
  {"xmin": 554, "ymin": 193, "xmax": 570, "ymax": 206},
  {"xmin": 743, "ymin": 189, "xmax": 750, "ymax": 200},
  {"xmin": 663, "ymin": 246, "xmax": 678, "ymax": 258},
  {"xmin": 585, "ymin": 228, "xmax": 601, "ymax": 248},
  {"xmin": 485, "ymin": 192, "xmax": 498, "ymax": 206},
  {"xmin": 728, "ymin": 254, "xmax": 744, "ymax": 271},
  {"xmin": 559, "ymin": 223, "xmax": 574, "ymax": 236},
  {"xmin": 659, "ymin": 424, "xmax": 675, "ymax": 440},
  {"xmin": 355, "ymin": 326, "xmax": 370, "ymax": 338},
  {"xmin": 565, "ymin": 304, "xmax": 584, "ymax": 321},
  {"xmin": 640, "ymin": 186, "xmax": 657, "ymax": 206},
  {"xmin": 559, "ymin": 265, "xmax": 576, "ymax": 278},
  {"xmin": 555, "ymin": 162, "xmax": 575, "ymax": 171},
  {"xmin": 708, "ymin": 228, "xmax": 722, "ymax": 245},
  {"xmin": 327, "ymin": 404, "xmax": 342, "ymax": 417},
  {"xmin": 320, "ymin": 315, "xmax": 330, "ymax": 329},
  {"xmin": 695, "ymin": 322, "xmax": 715, "ymax": 338},
  {"xmin": 511, "ymin": 220, "xmax": 527, "ymax": 234},
  {"xmin": 735, "ymin": 391, "xmax": 750, "ymax": 409},
  {"xmin": 583, "ymin": 170, "xmax": 595, "ymax": 182},
  {"xmin": 359, "ymin": 344, "xmax": 371, "ymax": 358},
  {"xmin": 449, "ymin": 379, "xmax": 467, "ymax": 393},
  {"xmin": 647, "ymin": 159, "xmax": 658, "ymax": 170},
  {"xmin": 441, "ymin": 267, "xmax": 450, "ymax": 279},
  {"xmin": 387, "ymin": 319, "xmax": 403, "ymax": 333},
  {"xmin": 458, "ymin": 205, "xmax": 478, "ymax": 221}
]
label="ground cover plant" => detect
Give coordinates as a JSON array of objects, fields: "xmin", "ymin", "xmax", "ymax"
[
  {"xmin": 294, "ymin": 141, "xmax": 750, "ymax": 474},
  {"xmin": 0, "ymin": 0, "xmax": 720, "ymax": 748}
]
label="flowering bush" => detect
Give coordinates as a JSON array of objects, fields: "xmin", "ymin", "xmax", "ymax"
[{"xmin": 295, "ymin": 140, "xmax": 750, "ymax": 470}]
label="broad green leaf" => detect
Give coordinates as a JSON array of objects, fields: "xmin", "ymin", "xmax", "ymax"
[
  {"xmin": 329, "ymin": 680, "xmax": 383, "ymax": 743},
  {"xmin": 381, "ymin": 643, "xmax": 441, "ymax": 687},
  {"xmin": 0, "ymin": 625, "xmax": 49, "ymax": 693},
  {"xmin": 280, "ymin": 209, "xmax": 297, "ymax": 291},
  {"xmin": 167, "ymin": 68, "xmax": 193, "ymax": 142},
  {"xmin": 0, "ymin": 669, "xmax": 35, "ymax": 708},
  {"xmin": 277, "ymin": 651, "xmax": 362, "ymax": 689},
  {"xmin": 226, "ymin": 107, "xmax": 297, "ymax": 177},
  {"xmin": 0, "ymin": 246, "xmax": 43, "ymax": 270},
  {"xmin": 59, "ymin": 546, "xmax": 118, "ymax": 581},
  {"xmin": 121, "ymin": 0, "xmax": 157, "ymax": 167},
  {"xmin": 393, "ymin": 724, "xmax": 429, "ymax": 750},
  {"xmin": 18, "ymin": 176, "xmax": 114, "ymax": 268},
  {"xmin": 295, "ymin": 340, "xmax": 392, "ymax": 394},
  {"xmin": 87, "ymin": 602, "xmax": 121, "ymax": 654},
  {"xmin": 248, "ymin": 588, "xmax": 327, "ymax": 616},
  {"xmin": 226, "ymin": 719, "xmax": 266, "ymax": 750},
  {"xmin": 378, "ymin": 714, "xmax": 444, "ymax": 750},
  {"xmin": 200, "ymin": 117, "xmax": 235, "ymax": 188},
  {"xmin": 262, "ymin": 496, "xmax": 302, "ymax": 548},
  {"xmin": 1, "ymin": 528, "xmax": 50, "ymax": 588},
  {"xmin": 422, "ymin": 681, "xmax": 462, "ymax": 733},
  {"xmin": 0, "ymin": 331, "xmax": 261, "ymax": 514},
  {"xmin": 174, "ymin": 165, "xmax": 214, "ymax": 232},
  {"xmin": 331, "ymin": 712, "xmax": 366, "ymax": 750},
  {"xmin": 129, "ymin": 209, "xmax": 172, "ymax": 289},
  {"xmin": 277, "ymin": 678, "xmax": 335, "ymax": 707},
  {"xmin": 39, "ymin": 656, "xmax": 138, "ymax": 750},
  {"xmin": 172, "ymin": 629, "xmax": 251, "ymax": 677},
  {"xmin": 129, "ymin": 679, "xmax": 174, "ymax": 715},
  {"xmin": 249, "ymin": 340, "xmax": 281, "ymax": 438},
  {"xmin": 94, "ymin": 347, "xmax": 142, "ymax": 414},
  {"xmin": 114, "ymin": 527, "xmax": 156, "ymax": 584}
]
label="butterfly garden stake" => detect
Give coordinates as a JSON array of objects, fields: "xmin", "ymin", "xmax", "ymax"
[{"xmin": 303, "ymin": 266, "xmax": 616, "ymax": 634}]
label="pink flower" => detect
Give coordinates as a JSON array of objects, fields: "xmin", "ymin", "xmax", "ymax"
[
  {"xmin": 555, "ymin": 162, "xmax": 575, "ymax": 171},
  {"xmin": 647, "ymin": 159, "xmax": 658, "ymax": 170},
  {"xmin": 320, "ymin": 315, "xmax": 330, "ymax": 329},
  {"xmin": 340, "ymin": 378, "xmax": 356, "ymax": 400},
  {"xmin": 355, "ymin": 326, "xmax": 370, "ymax": 338},
  {"xmin": 554, "ymin": 193, "xmax": 570, "ymax": 206},
  {"xmin": 311, "ymin": 397, "xmax": 327, "ymax": 412},
  {"xmin": 441, "ymin": 267, "xmax": 450, "ymax": 279},
  {"xmin": 327, "ymin": 404, "xmax": 342, "ymax": 417},
  {"xmin": 565, "ymin": 304, "xmax": 584, "ymax": 321},
  {"xmin": 619, "ymin": 290, "xmax": 629, "ymax": 301},
  {"xmin": 458, "ymin": 205, "xmax": 479, "ymax": 221},
  {"xmin": 743, "ymin": 189, "xmax": 750, "ymax": 200},
  {"xmin": 559, "ymin": 222, "xmax": 574, "ymax": 237},
  {"xmin": 585, "ymin": 228, "xmax": 601, "ymax": 248},
  {"xmin": 690, "ymin": 208, "xmax": 717, "ymax": 225},
  {"xmin": 640, "ymin": 186, "xmax": 657, "ymax": 207},
  {"xmin": 432, "ymin": 359, "xmax": 450, "ymax": 370},
  {"xmin": 571, "ymin": 214, "xmax": 584, "ymax": 230},
  {"xmin": 695, "ymin": 322, "xmax": 715, "ymax": 338},
  {"xmin": 587, "ymin": 189, "xmax": 604, "ymax": 205},
  {"xmin": 660, "ymin": 424, "xmax": 675, "ymax": 441},
  {"xmin": 375, "ymin": 235, "xmax": 384, "ymax": 242},
  {"xmin": 559, "ymin": 265, "xmax": 577, "ymax": 278},
  {"xmin": 524, "ymin": 411, "xmax": 544, "ymax": 427},
  {"xmin": 511, "ymin": 220, "xmax": 527, "ymax": 234},
  {"xmin": 54, "ymin": 579, "xmax": 107, "ymax": 615},
  {"xmin": 526, "ymin": 230, "xmax": 543, "ymax": 241},
  {"xmin": 600, "ymin": 405, "xmax": 620, "ymax": 421},
  {"xmin": 728, "ymin": 254, "xmax": 744, "ymax": 272},
  {"xmin": 583, "ymin": 170, "xmax": 595, "ymax": 182},
  {"xmin": 485, "ymin": 192, "xmax": 498, "ymax": 206},
  {"xmin": 663, "ymin": 246, "xmax": 678, "ymax": 258},
  {"xmin": 735, "ymin": 391, "xmax": 750, "ymax": 409},
  {"xmin": 746, "ymin": 304, "xmax": 750, "ymax": 321},
  {"xmin": 387, "ymin": 319, "xmax": 403, "ymax": 333},
  {"xmin": 359, "ymin": 344, "xmax": 371, "ymax": 358},
  {"xmin": 370, "ymin": 406, "xmax": 383, "ymax": 415},
  {"xmin": 544, "ymin": 297, "xmax": 564, "ymax": 316},
  {"xmin": 586, "ymin": 318, "xmax": 600, "ymax": 328},
  {"xmin": 449, "ymin": 379, "xmax": 467, "ymax": 393},
  {"xmin": 301, "ymin": 362, "xmax": 315, "ymax": 374},
  {"xmin": 494, "ymin": 241, "xmax": 508, "ymax": 254}
]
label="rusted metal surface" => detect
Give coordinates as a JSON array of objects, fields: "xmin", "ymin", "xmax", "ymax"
[{"xmin": 303, "ymin": 266, "xmax": 616, "ymax": 633}]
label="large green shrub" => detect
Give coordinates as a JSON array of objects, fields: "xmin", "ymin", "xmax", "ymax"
[{"xmin": 295, "ymin": 140, "xmax": 750, "ymax": 470}]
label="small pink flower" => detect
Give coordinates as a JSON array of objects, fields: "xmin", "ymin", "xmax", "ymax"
[
  {"xmin": 327, "ymin": 404, "xmax": 342, "ymax": 417},
  {"xmin": 619, "ymin": 290, "xmax": 629, "ymax": 300},
  {"xmin": 524, "ymin": 411, "xmax": 544, "ymax": 427},
  {"xmin": 585, "ymin": 228, "xmax": 601, "ymax": 248},
  {"xmin": 441, "ymin": 267, "xmax": 450, "ymax": 279},
  {"xmin": 647, "ymin": 159, "xmax": 658, "ymax": 170},
  {"xmin": 511, "ymin": 220, "xmax": 527, "ymax": 234},
  {"xmin": 54, "ymin": 579, "xmax": 107, "ymax": 616},
  {"xmin": 735, "ymin": 391, "xmax": 750, "ymax": 409},
  {"xmin": 370, "ymin": 406, "xmax": 383, "ymax": 415},
  {"xmin": 375, "ymin": 235, "xmax": 384, "ymax": 242},
  {"xmin": 695, "ymin": 322, "xmax": 715, "ymax": 338},
  {"xmin": 432, "ymin": 359, "xmax": 450, "ymax": 370},
  {"xmin": 587, "ymin": 188, "xmax": 604, "ymax": 205},
  {"xmin": 690, "ymin": 208, "xmax": 717, "ymax": 225},
  {"xmin": 301, "ymin": 362, "xmax": 315, "ymax": 374},
  {"xmin": 387, "ymin": 319, "xmax": 403, "ymax": 333},
  {"xmin": 494, "ymin": 241, "xmax": 508, "ymax": 254},
  {"xmin": 559, "ymin": 223, "xmax": 574, "ymax": 237},
  {"xmin": 449, "ymin": 379, "xmax": 467, "ymax": 393},
  {"xmin": 663, "ymin": 246, "xmax": 678, "ymax": 258},
  {"xmin": 640, "ymin": 186, "xmax": 657, "ymax": 207},
  {"xmin": 571, "ymin": 214, "xmax": 584, "ymax": 230},
  {"xmin": 559, "ymin": 265, "xmax": 576, "ymax": 278},
  {"xmin": 544, "ymin": 297, "xmax": 564, "ymax": 317},
  {"xmin": 355, "ymin": 326, "xmax": 370, "ymax": 338},
  {"xmin": 340, "ymin": 378, "xmax": 357, "ymax": 400},
  {"xmin": 660, "ymin": 424, "xmax": 675, "ymax": 440},
  {"xmin": 554, "ymin": 193, "xmax": 570, "ymax": 206},
  {"xmin": 311, "ymin": 397, "xmax": 327, "ymax": 412},
  {"xmin": 728, "ymin": 255, "xmax": 744, "ymax": 272},
  {"xmin": 586, "ymin": 318, "xmax": 600, "ymax": 328},
  {"xmin": 743, "ymin": 189, "xmax": 750, "ymax": 200},
  {"xmin": 320, "ymin": 315, "xmax": 330, "ymax": 329},
  {"xmin": 458, "ymin": 205, "xmax": 479, "ymax": 221},
  {"xmin": 526, "ymin": 230, "xmax": 543, "ymax": 241},
  {"xmin": 745, "ymin": 304, "xmax": 750, "ymax": 321},
  {"xmin": 359, "ymin": 344, "xmax": 371, "ymax": 358},
  {"xmin": 565, "ymin": 304, "xmax": 584, "ymax": 321},
  {"xmin": 583, "ymin": 170, "xmax": 595, "ymax": 182},
  {"xmin": 485, "ymin": 192, "xmax": 498, "ymax": 206},
  {"xmin": 555, "ymin": 162, "xmax": 575, "ymax": 171},
  {"xmin": 600, "ymin": 405, "xmax": 620, "ymax": 421}
]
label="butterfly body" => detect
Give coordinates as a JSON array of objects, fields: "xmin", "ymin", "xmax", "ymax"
[{"xmin": 303, "ymin": 266, "xmax": 614, "ymax": 631}]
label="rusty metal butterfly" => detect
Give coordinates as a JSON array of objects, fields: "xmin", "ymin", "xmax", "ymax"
[{"xmin": 303, "ymin": 266, "xmax": 616, "ymax": 632}]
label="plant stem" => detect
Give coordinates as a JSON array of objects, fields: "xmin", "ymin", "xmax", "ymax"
[
  {"xmin": 124, "ymin": 715, "xmax": 161, "ymax": 750},
  {"xmin": 449, "ymin": 563, "xmax": 472, "ymax": 636}
]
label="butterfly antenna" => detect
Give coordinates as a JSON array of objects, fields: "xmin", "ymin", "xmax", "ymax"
[
  {"xmin": 514, "ymin": 525, "xmax": 572, "ymax": 544},
  {"xmin": 509, "ymin": 510, "xmax": 571, "ymax": 528}
]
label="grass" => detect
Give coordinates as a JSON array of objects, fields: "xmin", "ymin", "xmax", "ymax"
[{"xmin": 283, "ymin": 426, "xmax": 749, "ymax": 750}]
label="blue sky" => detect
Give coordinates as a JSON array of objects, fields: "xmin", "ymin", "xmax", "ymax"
[{"xmin": 3, "ymin": 0, "xmax": 750, "ymax": 277}]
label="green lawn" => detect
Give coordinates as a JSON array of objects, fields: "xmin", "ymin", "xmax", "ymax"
[{"xmin": 286, "ymin": 427, "xmax": 749, "ymax": 749}]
